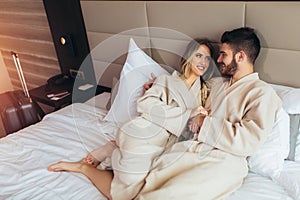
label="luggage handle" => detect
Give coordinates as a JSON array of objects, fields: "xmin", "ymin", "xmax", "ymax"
[
  {"xmin": 11, "ymin": 51, "xmax": 30, "ymax": 99},
  {"xmin": 10, "ymin": 51, "xmax": 45, "ymax": 120}
]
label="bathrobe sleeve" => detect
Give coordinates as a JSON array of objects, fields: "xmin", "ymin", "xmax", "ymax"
[
  {"xmin": 137, "ymin": 75, "xmax": 195, "ymax": 137},
  {"xmin": 198, "ymin": 79, "xmax": 282, "ymax": 157}
]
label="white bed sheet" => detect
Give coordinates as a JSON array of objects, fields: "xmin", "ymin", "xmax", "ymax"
[
  {"xmin": 227, "ymin": 162, "xmax": 299, "ymax": 200},
  {"xmin": 0, "ymin": 101, "xmax": 114, "ymax": 200},
  {"xmin": 0, "ymin": 92, "xmax": 298, "ymax": 200}
]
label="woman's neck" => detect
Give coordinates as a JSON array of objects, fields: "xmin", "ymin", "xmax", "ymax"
[{"xmin": 183, "ymin": 74, "xmax": 199, "ymax": 89}]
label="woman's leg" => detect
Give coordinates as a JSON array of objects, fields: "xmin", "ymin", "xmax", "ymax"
[{"xmin": 48, "ymin": 161, "xmax": 113, "ymax": 199}]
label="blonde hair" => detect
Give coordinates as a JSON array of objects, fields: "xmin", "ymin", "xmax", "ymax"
[
  {"xmin": 180, "ymin": 38, "xmax": 215, "ymax": 105},
  {"xmin": 180, "ymin": 38, "xmax": 215, "ymax": 79}
]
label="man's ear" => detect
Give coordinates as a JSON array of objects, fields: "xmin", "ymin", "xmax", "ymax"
[{"xmin": 236, "ymin": 51, "xmax": 246, "ymax": 62}]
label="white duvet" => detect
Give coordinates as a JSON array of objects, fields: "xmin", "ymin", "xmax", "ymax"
[
  {"xmin": 0, "ymin": 103, "xmax": 113, "ymax": 200},
  {"xmin": 0, "ymin": 93, "xmax": 298, "ymax": 200}
]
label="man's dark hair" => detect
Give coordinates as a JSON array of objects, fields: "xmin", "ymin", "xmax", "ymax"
[{"xmin": 221, "ymin": 27, "xmax": 261, "ymax": 64}]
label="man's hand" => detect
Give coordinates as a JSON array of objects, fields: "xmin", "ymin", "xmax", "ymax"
[
  {"xmin": 143, "ymin": 73, "xmax": 157, "ymax": 94},
  {"xmin": 191, "ymin": 106, "xmax": 209, "ymax": 118}
]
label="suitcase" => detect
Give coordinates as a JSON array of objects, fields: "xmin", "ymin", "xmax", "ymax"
[
  {"xmin": 0, "ymin": 90, "xmax": 41, "ymax": 134},
  {"xmin": 0, "ymin": 52, "xmax": 44, "ymax": 136}
]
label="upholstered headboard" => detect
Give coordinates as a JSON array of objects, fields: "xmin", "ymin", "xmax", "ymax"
[{"xmin": 80, "ymin": 1, "xmax": 300, "ymax": 88}]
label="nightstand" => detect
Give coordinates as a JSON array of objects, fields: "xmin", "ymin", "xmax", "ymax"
[
  {"xmin": 29, "ymin": 80, "xmax": 111, "ymax": 113},
  {"xmin": 29, "ymin": 79, "xmax": 74, "ymax": 112}
]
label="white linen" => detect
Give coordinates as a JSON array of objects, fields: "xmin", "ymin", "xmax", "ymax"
[
  {"xmin": 0, "ymin": 93, "xmax": 298, "ymax": 200},
  {"xmin": 247, "ymin": 108, "xmax": 290, "ymax": 178},
  {"xmin": 228, "ymin": 161, "xmax": 300, "ymax": 200},
  {"xmin": 85, "ymin": 91, "xmax": 110, "ymax": 109},
  {"xmin": 0, "ymin": 102, "xmax": 114, "ymax": 200},
  {"xmin": 227, "ymin": 171, "xmax": 293, "ymax": 200},
  {"xmin": 274, "ymin": 161, "xmax": 300, "ymax": 200}
]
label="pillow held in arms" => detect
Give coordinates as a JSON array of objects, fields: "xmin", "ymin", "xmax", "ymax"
[
  {"xmin": 104, "ymin": 38, "xmax": 169, "ymax": 126},
  {"xmin": 248, "ymin": 108, "xmax": 290, "ymax": 179}
]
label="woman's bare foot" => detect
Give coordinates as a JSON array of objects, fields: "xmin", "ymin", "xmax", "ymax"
[{"xmin": 48, "ymin": 160, "xmax": 86, "ymax": 172}]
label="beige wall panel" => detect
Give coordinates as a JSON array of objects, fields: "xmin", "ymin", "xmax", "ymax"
[
  {"xmin": 81, "ymin": 1, "xmax": 149, "ymax": 35},
  {"xmin": 147, "ymin": 1, "xmax": 245, "ymax": 41},
  {"xmin": 246, "ymin": 2, "xmax": 300, "ymax": 50},
  {"xmin": 150, "ymin": 38, "xmax": 190, "ymax": 70},
  {"xmin": 151, "ymin": 49, "xmax": 182, "ymax": 72},
  {"xmin": 255, "ymin": 48, "xmax": 300, "ymax": 87},
  {"xmin": 88, "ymin": 32, "xmax": 151, "ymax": 64},
  {"xmin": 81, "ymin": 1, "xmax": 300, "ymax": 89},
  {"xmin": 88, "ymin": 32, "xmax": 128, "ymax": 65},
  {"xmin": 87, "ymin": 32, "xmax": 113, "ymax": 50},
  {"xmin": 93, "ymin": 60, "xmax": 123, "ymax": 87}
]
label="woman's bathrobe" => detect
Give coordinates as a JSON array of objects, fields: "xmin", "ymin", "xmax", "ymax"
[
  {"xmin": 110, "ymin": 71, "xmax": 202, "ymax": 200},
  {"xmin": 136, "ymin": 73, "xmax": 282, "ymax": 200}
]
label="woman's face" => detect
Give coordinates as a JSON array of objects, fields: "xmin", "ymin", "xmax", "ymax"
[{"xmin": 189, "ymin": 44, "xmax": 211, "ymax": 77}]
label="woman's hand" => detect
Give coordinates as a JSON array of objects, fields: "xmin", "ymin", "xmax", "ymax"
[
  {"xmin": 188, "ymin": 112, "xmax": 207, "ymax": 133},
  {"xmin": 143, "ymin": 73, "xmax": 157, "ymax": 94}
]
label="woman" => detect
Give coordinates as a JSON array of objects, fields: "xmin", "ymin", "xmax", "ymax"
[{"xmin": 48, "ymin": 38, "xmax": 216, "ymax": 200}]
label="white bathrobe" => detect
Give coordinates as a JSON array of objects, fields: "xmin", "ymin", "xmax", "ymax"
[
  {"xmin": 110, "ymin": 71, "xmax": 202, "ymax": 200},
  {"xmin": 136, "ymin": 73, "xmax": 282, "ymax": 200}
]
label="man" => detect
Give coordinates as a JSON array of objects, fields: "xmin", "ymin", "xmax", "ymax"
[{"xmin": 136, "ymin": 27, "xmax": 282, "ymax": 200}]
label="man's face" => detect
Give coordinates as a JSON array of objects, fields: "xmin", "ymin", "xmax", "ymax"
[{"xmin": 217, "ymin": 43, "xmax": 238, "ymax": 77}]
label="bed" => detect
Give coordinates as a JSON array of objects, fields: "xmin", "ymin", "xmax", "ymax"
[
  {"xmin": 0, "ymin": 89, "xmax": 300, "ymax": 200},
  {"xmin": 1, "ymin": 1, "xmax": 300, "ymax": 199}
]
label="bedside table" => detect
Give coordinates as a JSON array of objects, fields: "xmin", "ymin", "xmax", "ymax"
[
  {"xmin": 29, "ymin": 79, "xmax": 74, "ymax": 112},
  {"xmin": 29, "ymin": 80, "xmax": 111, "ymax": 113}
]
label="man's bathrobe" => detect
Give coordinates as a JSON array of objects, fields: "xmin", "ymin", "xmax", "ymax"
[
  {"xmin": 136, "ymin": 73, "xmax": 282, "ymax": 200},
  {"xmin": 110, "ymin": 71, "xmax": 202, "ymax": 200}
]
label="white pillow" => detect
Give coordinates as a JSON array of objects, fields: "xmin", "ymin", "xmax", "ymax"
[
  {"xmin": 103, "ymin": 38, "xmax": 169, "ymax": 126},
  {"xmin": 270, "ymin": 83, "xmax": 300, "ymax": 161},
  {"xmin": 270, "ymin": 83, "xmax": 300, "ymax": 115},
  {"xmin": 248, "ymin": 108, "xmax": 290, "ymax": 179},
  {"xmin": 106, "ymin": 77, "xmax": 119, "ymax": 110},
  {"xmin": 294, "ymin": 121, "xmax": 300, "ymax": 161},
  {"xmin": 84, "ymin": 92, "xmax": 111, "ymax": 109}
]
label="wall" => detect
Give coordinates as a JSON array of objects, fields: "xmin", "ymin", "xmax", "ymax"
[
  {"xmin": 0, "ymin": 52, "xmax": 13, "ymax": 93},
  {"xmin": 81, "ymin": 1, "xmax": 300, "ymax": 88},
  {"xmin": 0, "ymin": 0, "xmax": 61, "ymax": 136},
  {"xmin": 0, "ymin": 0, "xmax": 60, "ymax": 91},
  {"xmin": 0, "ymin": 52, "xmax": 11, "ymax": 136}
]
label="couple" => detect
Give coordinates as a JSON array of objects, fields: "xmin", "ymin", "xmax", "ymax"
[{"xmin": 48, "ymin": 27, "xmax": 282, "ymax": 200}]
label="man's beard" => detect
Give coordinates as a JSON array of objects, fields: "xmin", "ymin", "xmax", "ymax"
[{"xmin": 219, "ymin": 59, "xmax": 238, "ymax": 78}]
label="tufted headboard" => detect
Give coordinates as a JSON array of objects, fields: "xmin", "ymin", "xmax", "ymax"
[{"xmin": 80, "ymin": 1, "xmax": 300, "ymax": 88}]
